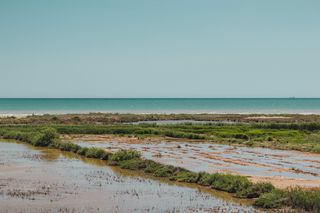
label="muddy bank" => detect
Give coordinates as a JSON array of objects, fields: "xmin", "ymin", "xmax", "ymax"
[
  {"xmin": 68, "ymin": 135, "xmax": 320, "ymax": 189},
  {"xmin": 0, "ymin": 141, "xmax": 258, "ymax": 213}
]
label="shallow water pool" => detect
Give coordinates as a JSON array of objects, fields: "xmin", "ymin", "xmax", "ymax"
[{"xmin": 0, "ymin": 141, "xmax": 257, "ymax": 213}]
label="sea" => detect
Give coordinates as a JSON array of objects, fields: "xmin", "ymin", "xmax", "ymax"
[{"xmin": 0, "ymin": 98, "xmax": 320, "ymax": 115}]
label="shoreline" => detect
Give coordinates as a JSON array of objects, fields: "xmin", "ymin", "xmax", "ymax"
[{"xmin": 2, "ymin": 111, "xmax": 320, "ymax": 118}]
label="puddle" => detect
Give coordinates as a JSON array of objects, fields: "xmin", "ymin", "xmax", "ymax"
[
  {"xmin": 0, "ymin": 141, "xmax": 257, "ymax": 213},
  {"xmin": 72, "ymin": 135, "xmax": 320, "ymax": 189}
]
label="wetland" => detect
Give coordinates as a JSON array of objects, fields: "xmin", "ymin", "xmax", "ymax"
[{"xmin": 1, "ymin": 113, "xmax": 320, "ymax": 212}]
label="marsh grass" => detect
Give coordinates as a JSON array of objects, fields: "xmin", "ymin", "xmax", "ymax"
[
  {"xmin": 169, "ymin": 171, "xmax": 199, "ymax": 183},
  {"xmin": 286, "ymin": 188, "xmax": 320, "ymax": 212},
  {"xmin": 236, "ymin": 182, "xmax": 275, "ymax": 198},
  {"xmin": 110, "ymin": 149, "xmax": 141, "ymax": 162},
  {"xmin": 144, "ymin": 160, "xmax": 163, "ymax": 173},
  {"xmin": 254, "ymin": 189, "xmax": 287, "ymax": 209},
  {"xmin": 53, "ymin": 141, "xmax": 81, "ymax": 152},
  {"xmin": 119, "ymin": 158, "xmax": 146, "ymax": 170},
  {"xmin": 2, "ymin": 122, "xmax": 320, "ymax": 153},
  {"xmin": 254, "ymin": 188, "xmax": 320, "ymax": 211},
  {"xmin": 209, "ymin": 174, "xmax": 251, "ymax": 193},
  {"xmin": 3, "ymin": 113, "xmax": 320, "ymax": 126},
  {"xmin": 153, "ymin": 165, "xmax": 176, "ymax": 177},
  {"xmin": 198, "ymin": 172, "xmax": 217, "ymax": 186},
  {"xmin": 0, "ymin": 127, "xmax": 58, "ymax": 147},
  {"xmin": 84, "ymin": 147, "xmax": 109, "ymax": 159}
]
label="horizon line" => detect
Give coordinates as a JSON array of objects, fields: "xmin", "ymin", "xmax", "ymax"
[{"xmin": 0, "ymin": 97, "xmax": 319, "ymax": 99}]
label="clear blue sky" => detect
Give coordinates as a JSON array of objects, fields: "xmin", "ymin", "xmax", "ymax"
[{"xmin": 1, "ymin": 0, "xmax": 319, "ymax": 98}]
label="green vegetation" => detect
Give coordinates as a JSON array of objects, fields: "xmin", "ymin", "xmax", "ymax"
[
  {"xmin": 153, "ymin": 165, "xmax": 176, "ymax": 177},
  {"xmin": 196, "ymin": 173, "xmax": 275, "ymax": 199},
  {"xmin": 110, "ymin": 149, "xmax": 141, "ymax": 162},
  {"xmin": 119, "ymin": 158, "xmax": 146, "ymax": 170},
  {"xmin": 253, "ymin": 122, "xmax": 320, "ymax": 131},
  {"xmin": 254, "ymin": 188, "xmax": 320, "ymax": 212},
  {"xmin": 210, "ymin": 173, "xmax": 251, "ymax": 193},
  {"xmin": 237, "ymin": 182, "xmax": 275, "ymax": 198},
  {"xmin": 254, "ymin": 189, "xmax": 287, "ymax": 208},
  {"xmin": 53, "ymin": 141, "xmax": 81, "ymax": 152},
  {"xmin": 198, "ymin": 172, "xmax": 217, "ymax": 186},
  {"xmin": 84, "ymin": 147, "xmax": 109, "ymax": 159},
  {"xmin": 144, "ymin": 160, "xmax": 163, "ymax": 173},
  {"xmin": 287, "ymin": 188, "xmax": 320, "ymax": 211},
  {"xmin": 2, "ymin": 121, "xmax": 320, "ymax": 153},
  {"xmin": 2, "ymin": 113, "xmax": 320, "ymax": 153},
  {"xmin": 0, "ymin": 127, "xmax": 58, "ymax": 147},
  {"xmin": 169, "ymin": 171, "xmax": 199, "ymax": 183},
  {"xmin": 3, "ymin": 113, "xmax": 320, "ymax": 125}
]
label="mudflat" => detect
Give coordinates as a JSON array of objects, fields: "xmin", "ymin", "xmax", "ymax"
[
  {"xmin": 0, "ymin": 141, "xmax": 257, "ymax": 213},
  {"xmin": 69, "ymin": 134, "xmax": 320, "ymax": 189}
]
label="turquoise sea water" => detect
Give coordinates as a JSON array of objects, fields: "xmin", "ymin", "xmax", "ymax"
[{"xmin": 0, "ymin": 98, "xmax": 320, "ymax": 115}]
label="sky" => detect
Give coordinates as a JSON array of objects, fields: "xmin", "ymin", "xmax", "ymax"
[{"xmin": 0, "ymin": 0, "xmax": 320, "ymax": 98}]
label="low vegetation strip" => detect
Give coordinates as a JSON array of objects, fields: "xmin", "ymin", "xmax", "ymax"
[
  {"xmin": 3, "ymin": 113, "xmax": 320, "ymax": 125},
  {"xmin": 0, "ymin": 127, "xmax": 319, "ymax": 212},
  {"xmin": 2, "ymin": 122, "xmax": 320, "ymax": 153}
]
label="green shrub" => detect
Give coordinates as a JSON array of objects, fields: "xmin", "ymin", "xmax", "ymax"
[
  {"xmin": 312, "ymin": 144, "xmax": 320, "ymax": 153},
  {"xmin": 48, "ymin": 141, "xmax": 61, "ymax": 149},
  {"xmin": 57, "ymin": 142, "xmax": 81, "ymax": 153},
  {"xmin": 29, "ymin": 132, "xmax": 44, "ymax": 146},
  {"xmin": 1, "ymin": 131, "xmax": 19, "ymax": 140},
  {"xmin": 246, "ymin": 141, "xmax": 254, "ymax": 146},
  {"xmin": 31, "ymin": 128, "xmax": 58, "ymax": 146},
  {"xmin": 236, "ymin": 182, "xmax": 275, "ymax": 198},
  {"xmin": 252, "ymin": 186, "xmax": 320, "ymax": 211},
  {"xmin": 77, "ymin": 147, "xmax": 89, "ymax": 155},
  {"xmin": 163, "ymin": 130, "xmax": 205, "ymax": 140},
  {"xmin": 144, "ymin": 160, "xmax": 163, "ymax": 173},
  {"xmin": 169, "ymin": 171, "xmax": 199, "ymax": 183},
  {"xmin": 153, "ymin": 165, "xmax": 176, "ymax": 177},
  {"xmin": 119, "ymin": 158, "xmax": 146, "ymax": 170},
  {"xmin": 198, "ymin": 173, "xmax": 216, "ymax": 186},
  {"xmin": 110, "ymin": 150, "xmax": 141, "ymax": 162},
  {"xmin": 253, "ymin": 123, "xmax": 320, "ymax": 131},
  {"xmin": 211, "ymin": 173, "xmax": 251, "ymax": 193},
  {"xmin": 287, "ymin": 188, "xmax": 320, "ymax": 212},
  {"xmin": 254, "ymin": 189, "xmax": 287, "ymax": 209},
  {"xmin": 85, "ymin": 147, "xmax": 109, "ymax": 160},
  {"xmin": 234, "ymin": 133, "xmax": 249, "ymax": 140},
  {"xmin": 266, "ymin": 136, "xmax": 273, "ymax": 141},
  {"xmin": 0, "ymin": 127, "xmax": 59, "ymax": 148}
]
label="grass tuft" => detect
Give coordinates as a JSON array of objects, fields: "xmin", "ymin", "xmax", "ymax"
[
  {"xmin": 169, "ymin": 171, "xmax": 199, "ymax": 183},
  {"xmin": 110, "ymin": 149, "xmax": 141, "ymax": 162}
]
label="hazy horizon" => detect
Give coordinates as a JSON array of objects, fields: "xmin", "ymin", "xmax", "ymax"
[
  {"xmin": 1, "ymin": 97, "xmax": 320, "ymax": 99},
  {"xmin": 1, "ymin": 0, "xmax": 320, "ymax": 98}
]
